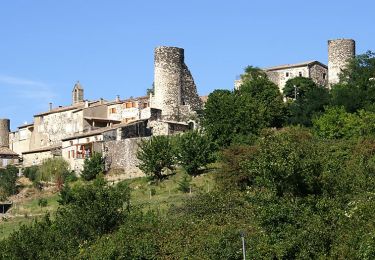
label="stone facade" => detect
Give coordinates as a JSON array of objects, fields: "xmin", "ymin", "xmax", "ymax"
[
  {"xmin": 151, "ymin": 46, "xmax": 202, "ymax": 121},
  {"xmin": 104, "ymin": 138, "xmax": 147, "ymax": 179},
  {"xmin": 72, "ymin": 81, "xmax": 84, "ymax": 105},
  {"xmin": 264, "ymin": 61, "xmax": 328, "ymax": 93},
  {"xmin": 328, "ymin": 39, "xmax": 356, "ymax": 85},
  {"xmin": 234, "ymin": 61, "xmax": 328, "ymax": 93}
]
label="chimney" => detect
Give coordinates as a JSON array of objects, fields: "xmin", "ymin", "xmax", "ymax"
[
  {"xmin": 100, "ymin": 98, "xmax": 104, "ymax": 104},
  {"xmin": 116, "ymin": 95, "xmax": 120, "ymax": 102},
  {"xmin": 49, "ymin": 102, "xmax": 53, "ymax": 111},
  {"xmin": 85, "ymin": 100, "xmax": 89, "ymax": 108}
]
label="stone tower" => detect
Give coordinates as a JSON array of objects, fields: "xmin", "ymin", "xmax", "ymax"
[
  {"xmin": 72, "ymin": 81, "xmax": 84, "ymax": 105},
  {"xmin": 0, "ymin": 119, "xmax": 10, "ymax": 148},
  {"xmin": 328, "ymin": 39, "xmax": 356, "ymax": 85},
  {"xmin": 153, "ymin": 46, "xmax": 202, "ymax": 120}
]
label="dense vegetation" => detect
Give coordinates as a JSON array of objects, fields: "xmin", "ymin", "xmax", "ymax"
[{"xmin": 1, "ymin": 52, "xmax": 375, "ymax": 258}]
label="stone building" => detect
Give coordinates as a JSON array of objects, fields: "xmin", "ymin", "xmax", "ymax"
[
  {"xmin": 263, "ymin": 61, "xmax": 328, "ymax": 93},
  {"xmin": 4, "ymin": 45, "xmax": 202, "ymax": 178},
  {"xmin": 328, "ymin": 39, "xmax": 356, "ymax": 85},
  {"xmin": 235, "ymin": 38, "xmax": 356, "ymax": 92}
]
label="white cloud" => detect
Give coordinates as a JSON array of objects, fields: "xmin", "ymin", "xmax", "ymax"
[{"xmin": 0, "ymin": 74, "xmax": 56, "ymax": 100}]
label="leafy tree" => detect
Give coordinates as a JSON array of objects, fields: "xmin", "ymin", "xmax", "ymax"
[
  {"xmin": 202, "ymin": 89, "xmax": 235, "ymax": 147},
  {"xmin": 81, "ymin": 152, "xmax": 105, "ymax": 181},
  {"xmin": 37, "ymin": 157, "xmax": 70, "ymax": 183},
  {"xmin": 240, "ymin": 65, "xmax": 268, "ymax": 82},
  {"xmin": 203, "ymin": 67, "xmax": 285, "ymax": 147},
  {"xmin": 284, "ymin": 77, "xmax": 330, "ymax": 126},
  {"xmin": 23, "ymin": 166, "xmax": 39, "ymax": 182},
  {"xmin": 0, "ymin": 165, "xmax": 18, "ymax": 200},
  {"xmin": 175, "ymin": 131, "xmax": 215, "ymax": 176},
  {"xmin": 0, "ymin": 177, "xmax": 131, "ymax": 259},
  {"xmin": 331, "ymin": 51, "xmax": 375, "ymax": 112},
  {"xmin": 313, "ymin": 106, "xmax": 375, "ymax": 139},
  {"xmin": 137, "ymin": 136, "xmax": 175, "ymax": 180}
]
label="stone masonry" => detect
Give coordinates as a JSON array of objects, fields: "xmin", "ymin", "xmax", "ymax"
[
  {"xmin": 152, "ymin": 46, "xmax": 202, "ymax": 121},
  {"xmin": 328, "ymin": 39, "xmax": 356, "ymax": 85}
]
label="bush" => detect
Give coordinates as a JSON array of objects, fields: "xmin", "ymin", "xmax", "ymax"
[
  {"xmin": 175, "ymin": 131, "xmax": 216, "ymax": 176},
  {"xmin": 137, "ymin": 136, "xmax": 175, "ymax": 180},
  {"xmin": 81, "ymin": 152, "xmax": 105, "ymax": 181},
  {"xmin": 37, "ymin": 157, "xmax": 70, "ymax": 183},
  {"xmin": 0, "ymin": 165, "xmax": 18, "ymax": 200},
  {"xmin": 23, "ymin": 166, "xmax": 39, "ymax": 182},
  {"xmin": 177, "ymin": 175, "xmax": 191, "ymax": 193},
  {"xmin": 38, "ymin": 198, "xmax": 48, "ymax": 208}
]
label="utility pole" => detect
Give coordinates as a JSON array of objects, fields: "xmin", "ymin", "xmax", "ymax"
[{"xmin": 240, "ymin": 231, "xmax": 246, "ymax": 260}]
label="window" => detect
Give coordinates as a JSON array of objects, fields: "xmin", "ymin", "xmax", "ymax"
[
  {"xmin": 69, "ymin": 141, "xmax": 73, "ymax": 146},
  {"xmin": 286, "ymin": 72, "xmax": 289, "ymax": 77},
  {"xmin": 299, "ymin": 72, "xmax": 302, "ymax": 77},
  {"xmin": 72, "ymin": 150, "xmax": 75, "ymax": 158},
  {"xmin": 132, "ymin": 102, "xmax": 137, "ymax": 108},
  {"xmin": 143, "ymin": 102, "xmax": 148, "ymax": 108},
  {"xmin": 323, "ymin": 73, "xmax": 327, "ymax": 80},
  {"xmin": 110, "ymin": 107, "xmax": 116, "ymax": 114},
  {"xmin": 126, "ymin": 102, "xmax": 132, "ymax": 108}
]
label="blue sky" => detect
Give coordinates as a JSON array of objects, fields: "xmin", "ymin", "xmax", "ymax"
[{"xmin": 0, "ymin": 0, "xmax": 374, "ymax": 130}]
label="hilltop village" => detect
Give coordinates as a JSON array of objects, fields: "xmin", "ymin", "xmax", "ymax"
[{"xmin": 0, "ymin": 39, "xmax": 356, "ymax": 178}]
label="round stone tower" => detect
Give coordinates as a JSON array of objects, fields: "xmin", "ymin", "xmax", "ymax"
[
  {"xmin": 0, "ymin": 119, "xmax": 10, "ymax": 147},
  {"xmin": 154, "ymin": 46, "xmax": 184, "ymax": 119},
  {"xmin": 328, "ymin": 39, "xmax": 356, "ymax": 85}
]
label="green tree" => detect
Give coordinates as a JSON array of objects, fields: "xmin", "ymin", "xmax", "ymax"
[
  {"xmin": 137, "ymin": 136, "xmax": 175, "ymax": 180},
  {"xmin": 202, "ymin": 89, "xmax": 235, "ymax": 147},
  {"xmin": 81, "ymin": 152, "xmax": 105, "ymax": 181},
  {"xmin": 175, "ymin": 131, "xmax": 215, "ymax": 176},
  {"xmin": 0, "ymin": 165, "xmax": 18, "ymax": 200},
  {"xmin": 284, "ymin": 77, "xmax": 330, "ymax": 126},
  {"xmin": 37, "ymin": 157, "xmax": 70, "ymax": 183},
  {"xmin": 331, "ymin": 51, "xmax": 375, "ymax": 112},
  {"xmin": 312, "ymin": 106, "xmax": 375, "ymax": 139},
  {"xmin": 203, "ymin": 67, "xmax": 285, "ymax": 147}
]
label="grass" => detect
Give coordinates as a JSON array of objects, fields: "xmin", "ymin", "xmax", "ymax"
[
  {"xmin": 123, "ymin": 167, "xmax": 216, "ymax": 214},
  {"xmin": 0, "ymin": 166, "xmax": 217, "ymax": 240},
  {"xmin": 0, "ymin": 192, "xmax": 60, "ymax": 240}
]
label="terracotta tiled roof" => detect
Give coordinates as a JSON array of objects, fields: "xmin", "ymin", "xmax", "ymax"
[
  {"xmin": 0, "ymin": 147, "xmax": 19, "ymax": 157},
  {"xmin": 264, "ymin": 61, "xmax": 327, "ymax": 71}
]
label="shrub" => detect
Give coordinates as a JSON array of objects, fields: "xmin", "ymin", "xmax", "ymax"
[
  {"xmin": 137, "ymin": 136, "xmax": 175, "ymax": 180},
  {"xmin": 0, "ymin": 165, "xmax": 18, "ymax": 200},
  {"xmin": 81, "ymin": 152, "xmax": 105, "ymax": 181}
]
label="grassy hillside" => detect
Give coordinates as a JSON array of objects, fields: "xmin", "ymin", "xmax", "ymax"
[{"xmin": 0, "ymin": 168, "xmax": 216, "ymax": 240}]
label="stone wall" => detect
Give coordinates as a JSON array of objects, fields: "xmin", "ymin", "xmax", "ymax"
[
  {"xmin": 328, "ymin": 39, "xmax": 356, "ymax": 85},
  {"xmin": 309, "ymin": 64, "xmax": 328, "ymax": 86},
  {"xmin": 104, "ymin": 138, "xmax": 148, "ymax": 179},
  {"xmin": 0, "ymin": 119, "xmax": 10, "ymax": 147},
  {"xmin": 152, "ymin": 46, "xmax": 202, "ymax": 122},
  {"xmin": 153, "ymin": 46, "xmax": 183, "ymax": 120},
  {"xmin": 181, "ymin": 63, "xmax": 203, "ymax": 111},
  {"xmin": 23, "ymin": 150, "xmax": 54, "ymax": 167}
]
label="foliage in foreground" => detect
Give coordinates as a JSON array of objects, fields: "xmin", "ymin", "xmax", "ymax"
[
  {"xmin": 137, "ymin": 136, "xmax": 175, "ymax": 180},
  {"xmin": 81, "ymin": 152, "xmax": 105, "ymax": 181},
  {"xmin": 0, "ymin": 165, "xmax": 18, "ymax": 200}
]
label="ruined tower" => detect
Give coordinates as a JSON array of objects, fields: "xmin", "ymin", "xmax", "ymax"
[
  {"xmin": 328, "ymin": 39, "xmax": 356, "ymax": 85},
  {"xmin": 153, "ymin": 46, "xmax": 202, "ymax": 121},
  {"xmin": 72, "ymin": 81, "xmax": 84, "ymax": 105},
  {"xmin": 0, "ymin": 119, "xmax": 10, "ymax": 148}
]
